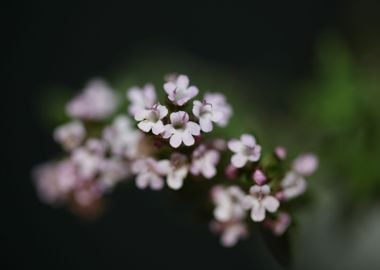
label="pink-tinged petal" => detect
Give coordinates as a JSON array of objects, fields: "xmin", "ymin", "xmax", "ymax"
[
  {"xmin": 152, "ymin": 121, "xmax": 165, "ymax": 135},
  {"xmin": 167, "ymin": 174, "xmax": 184, "ymax": 190},
  {"xmin": 182, "ymin": 131, "xmax": 195, "ymax": 146},
  {"xmin": 202, "ymin": 164, "xmax": 216, "ymax": 179},
  {"xmin": 251, "ymin": 205, "xmax": 266, "ymax": 222},
  {"xmin": 187, "ymin": 86, "xmax": 199, "ymax": 99},
  {"xmin": 176, "ymin": 74, "xmax": 189, "ymax": 88},
  {"xmin": 163, "ymin": 82, "xmax": 176, "ymax": 94},
  {"xmin": 162, "ymin": 124, "xmax": 173, "ymax": 139},
  {"xmin": 170, "ymin": 111, "xmax": 187, "ymax": 124},
  {"xmin": 231, "ymin": 154, "xmax": 247, "ymax": 168},
  {"xmin": 207, "ymin": 150, "xmax": 220, "ymax": 165},
  {"xmin": 214, "ymin": 206, "xmax": 230, "ymax": 222},
  {"xmin": 262, "ymin": 196, "xmax": 280, "ymax": 213},
  {"xmin": 186, "ymin": 121, "xmax": 201, "ymax": 135},
  {"xmin": 156, "ymin": 160, "xmax": 170, "ymax": 175},
  {"xmin": 150, "ymin": 175, "xmax": 164, "ymax": 190},
  {"xmin": 211, "ymin": 110, "xmax": 223, "ymax": 122},
  {"xmin": 157, "ymin": 105, "xmax": 168, "ymax": 118},
  {"xmin": 137, "ymin": 120, "xmax": 153, "ymax": 132},
  {"xmin": 136, "ymin": 174, "xmax": 149, "ymax": 189},
  {"xmin": 228, "ymin": 140, "xmax": 243, "ymax": 153},
  {"xmin": 192, "ymin": 100, "xmax": 202, "ymax": 117},
  {"xmin": 170, "ymin": 133, "xmax": 182, "ymax": 148},
  {"xmin": 241, "ymin": 134, "xmax": 256, "ymax": 147},
  {"xmin": 200, "ymin": 118, "xmax": 213, "ymax": 132},
  {"xmin": 127, "ymin": 88, "xmax": 141, "ymax": 102},
  {"xmin": 134, "ymin": 109, "xmax": 147, "ymax": 121},
  {"xmin": 144, "ymin": 84, "xmax": 156, "ymax": 102},
  {"xmin": 248, "ymin": 145, "xmax": 261, "ymax": 161}
]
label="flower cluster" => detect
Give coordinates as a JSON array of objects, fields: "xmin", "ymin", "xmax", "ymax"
[{"xmin": 33, "ymin": 74, "xmax": 318, "ymax": 246}]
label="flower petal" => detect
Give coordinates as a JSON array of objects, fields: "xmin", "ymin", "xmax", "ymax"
[
  {"xmin": 228, "ymin": 140, "xmax": 243, "ymax": 153},
  {"xmin": 186, "ymin": 121, "xmax": 201, "ymax": 135},
  {"xmin": 241, "ymin": 134, "xmax": 256, "ymax": 147},
  {"xmin": 170, "ymin": 133, "xmax": 182, "ymax": 148},
  {"xmin": 137, "ymin": 120, "xmax": 153, "ymax": 132},
  {"xmin": 182, "ymin": 131, "xmax": 195, "ymax": 146},
  {"xmin": 176, "ymin": 74, "xmax": 189, "ymax": 88},
  {"xmin": 231, "ymin": 154, "xmax": 247, "ymax": 168},
  {"xmin": 251, "ymin": 203, "xmax": 265, "ymax": 222},
  {"xmin": 200, "ymin": 118, "xmax": 213, "ymax": 132},
  {"xmin": 152, "ymin": 121, "xmax": 165, "ymax": 135},
  {"xmin": 262, "ymin": 196, "xmax": 280, "ymax": 213},
  {"xmin": 163, "ymin": 82, "xmax": 176, "ymax": 95}
]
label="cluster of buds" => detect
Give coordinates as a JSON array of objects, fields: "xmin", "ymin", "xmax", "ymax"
[{"xmin": 33, "ymin": 74, "xmax": 318, "ymax": 246}]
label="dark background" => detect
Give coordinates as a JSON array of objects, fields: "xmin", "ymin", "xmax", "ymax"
[{"xmin": 3, "ymin": 1, "xmax": 378, "ymax": 269}]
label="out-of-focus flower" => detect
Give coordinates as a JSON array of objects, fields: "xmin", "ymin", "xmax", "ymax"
[
  {"xmin": 127, "ymin": 84, "xmax": 157, "ymax": 116},
  {"xmin": 98, "ymin": 158, "xmax": 130, "ymax": 191},
  {"xmin": 132, "ymin": 158, "xmax": 170, "ymax": 190},
  {"xmin": 228, "ymin": 134, "xmax": 261, "ymax": 168},
  {"xmin": 135, "ymin": 104, "xmax": 168, "ymax": 135},
  {"xmin": 163, "ymin": 74, "xmax": 198, "ymax": 106},
  {"xmin": 210, "ymin": 220, "xmax": 248, "ymax": 247},
  {"xmin": 211, "ymin": 185, "xmax": 246, "ymax": 222},
  {"xmin": 71, "ymin": 139, "xmax": 106, "ymax": 180},
  {"xmin": 192, "ymin": 100, "xmax": 223, "ymax": 132},
  {"xmin": 66, "ymin": 79, "xmax": 117, "ymax": 120},
  {"xmin": 204, "ymin": 92, "xmax": 232, "ymax": 127},
  {"xmin": 167, "ymin": 153, "xmax": 189, "ymax": 190},
  {"xmin": 163, "ymin": 111, "xmax": 201, "ymax": 148},
  {"xmin": 252, "ymin": 169, "xmax": 266, "ymax": 185},
  {"xmin": 225, "ymin": 164, "xmax": 238, "ymax": 180},
  {"xmin": 264, "ymin": 212, "xmax": 292, "ymax": 236},
  {"xmin": 292, "ymin": 153, "xmax": 319, "ymax": 176},
  {"xmin": 275, "ymin": 146, "xmax": 287, "ymax": 160},
  {"xmin": 53, "ymin": 121, "xmax": 85, "ymax": 151},
  {"xmin": 103, "ymin": 115, "xmax": 142, "ymax": 159},
  {"xmin": 73, "ymin": 180, "xmax": 102, "ymax": 207},
  {"xmin": 278, "ymin": 171, "xmax": 307, "ymax": 200},
  {"xmin": 243, "ymin": 185, "xmax": 279, "ymax": 222},
  {"xmin": 190, "ymin": 145, "xmax": 220, "ymax": 179}
]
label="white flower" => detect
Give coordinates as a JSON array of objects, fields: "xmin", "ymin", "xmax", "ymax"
[
  {"xmin": 192, "ymin": 100, "xmax": 223, "ymax": 132},
  {"xmin": 279, "ymin": 171, "xmax": 307, "ymax": 200},
  {"xmin": 211, "ymin": 185, "xmax": 246, "ymax": 222},
  {"xmin": 71, "ymin": 139, "xmax": 106, "ymax": 180},
  {"xmin": 210, "ymin": 220, "xmax": 248, "ymax": 247},
  {"xmin": 228, "ymin": 134, "xmax": 261, "ymax": 168},
  {"xmin": 53, "ymin": 121, "xmax": 85, "ymax": 151},
  {"xmin": 66, "ymin": 79, "xmax": 117, "ymax": 120},
  {"xmin": 163, "ymin": 74, "xmax": 198, "ymax": 106},
  {"xmin": 292, "ymin": 153, "xmax": 318, "ymax": 176},
  {"xmin": 190, "ymin": 145, "xmax": 220, "ymax": 178},
  {"xmin": 103, "ymin": 115, "xmax": 142, "ymax": 159},
  {"xmin": 134, "ymin": 104, "xmax": 168, "ymax": 135},
  {"xmin": 163, "ymin": 111, "xmax": 201, "ymax": 148},
  {"xmin": 204, "ymin": 92, "xmax": 232, "ymax": 127},
  {"xmin": 243, "ymin": 185, "xmax": 279, "ymax": 222},
  {"xmin": 131, "ymin": 158, "xmax": 170, "ymax": 190},
  {"xmin": 127, "ymin": 84, "xmax": 157, "ymax": 116},
  {"xmin": 166, "ymin": 153, "xmax": 189, "ymax": 190}
]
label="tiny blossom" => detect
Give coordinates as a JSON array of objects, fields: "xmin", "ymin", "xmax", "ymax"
[
  {"xmin": 210, "ymin": 220, "xmax": 248, "ymax": 247},
  {"xmin": 163, "ymin": 111, "xmax": 201, "ymax": 148},
  {"xmin": 190, "ymin": 145, "xmax": 220, "ymax": 179},
  {"xmin": 252, "ymin": 169, "xmax": 266, "ymax": 185},
  {"xmin": 163, "ymin": 74, "xmax": 198, "ymax": 106},
  {"xmin": 265, "ymin": 212, "xmax": 292, "ymax": 236},
  {"xmin": 132, "ymin": 158, "xmax": 170, "ymax": 190},
  {"xmin": 127, "ymin": 84, "xmax": 157, "ymax": 116},
  {"xmin": 243, "ymin": 185, "xmax": 279, "ymax": 222},
  {"xmin": 53, "ymin": 121, "xmax": 86, "ymax": 151},
  {"xmin": 66, "ymin": 79, "xmax": 117, "ymax": 120},
  {"xmin": 292, "ymin": 153, "xmax": 319, "ymax": 176},
  {"xmin": 279, "ymin": 171, "xmax": 307, "ymax": 200},
  {"xmin": 166, "ymin": 153, "xmax": 189, "ymax": 190},
  {"xmin": 228, "ymin": 134, "xmax": 261, "ymax": 168},
  {"xmin": 103, "ymin": 115, "xmax": 142, "ymax": 159},
  {"xmin": 71, "ymin": 139, "xmax": 106, "ymax": 180},
  {"xmin": 211, "ymin": 185, "xmax": 246, "ymax": 222},
  {"xmin": 192, "ymin": 100, "xmax": 223, "ymax": 132},
  {"xmin": 204, "ymin": 92, "xmax": 232, "ymax": 127},
  {"xmin": 134, "ymin": 104, "xmax": 168, "ymax": 135},
  {"xmin": 275, "ymin": 146, "xmax": 287, "ymax": 160}
]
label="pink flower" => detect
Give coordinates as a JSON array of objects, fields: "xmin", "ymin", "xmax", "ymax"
[
  {"xmin": 211, "ymin": 185, "xmax": 246, "ymax": 222},
  {"xmin": 166, "ymin": 153, "xmax": 189, "ymax": 190},
  {"xmin": 275, "ymin": 146, "xmax": 287, "ymax": 160},
  {"xmin": 252, "ymin": 169, "xmax": 266, "ymax": 185},
  {"xmin": 53, "ymin": 121, "xmax": 85, "ymax": 151},
  {"xmin": 163, "ymin": 74, "xmax": 198, "ymax": 106},
  {"xmin": 192, "ymin": 100, "xmax": 223, "ymax": 132},
  {"xmin": 228, "ymin": 134, "xmax": 261, "ymax": 168},
  {"xmin": 163, "ymin": 111, "xmax": 201, "ymax": 148},
  {"xmin": 131, "ymin": 158, "xmax": 170, "ymax": 190},
  {"xmin": 292, "ymin": 153, "xmax": 318, "ymax": 176},
  {"xmin": 243, "ymin": 185, "xmax": 279, "ymax": 222},
  {"xmin": 204, "ymin": 92, "xmax": 232, "ymax": 127},
  {"xmin": 210, "ymin": 220, "xmax": 248, "ymax": 247},
  {"xmin": 190, "ymin": 145, "xmax": 220, "ymax": 179},
  {"xmin": 134, "ymin": 104, "xmax": 168, "ymax": 135},
  {"xmin": 280, "ymin": 172, "xmax": 307, "ymax": 200},
  {"xmin": 66, "ymin": 79, "xmax": 117, "ymax": 120},
  {"xmin": 265, "ymin": 212, "xmax": 292, "ymax": 236},
  {"xmin": 127, "ymin": 83, "xmax": 157, "ymax": 116}
]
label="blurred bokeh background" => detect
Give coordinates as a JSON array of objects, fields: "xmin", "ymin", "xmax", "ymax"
[{"xmin": 3, "ymin": 1, "xmax": 380, "ymax": 269}]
